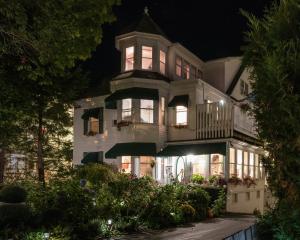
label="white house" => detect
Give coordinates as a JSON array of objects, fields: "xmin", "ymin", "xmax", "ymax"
[{"xmin": 73, "ymin": 10, "xmax": 266, "ymax": 214}]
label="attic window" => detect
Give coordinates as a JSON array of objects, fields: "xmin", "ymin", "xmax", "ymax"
[
  {"xmin": 125, "ymin": 46, "xmax": 134, "ymax": 71},
  {"xmin": 142, "ymin": 46, "xmax": 152, "ymax": 70}
]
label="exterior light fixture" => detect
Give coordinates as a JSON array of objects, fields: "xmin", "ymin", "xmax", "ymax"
[
  {"xmin": 43, "ymin": 233, "xmax": 50, "ymax": 239},
  {"xmin": 108, "ymin": 219, "xmax": 112, "ymax": 225},
  {"xmin": 220, "ymin": 100, "xmax": 224, "ymax": 105}
]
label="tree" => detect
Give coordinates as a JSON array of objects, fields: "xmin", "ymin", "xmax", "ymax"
[
  {"xmin": 0, "ymin": 0, "xmax": 120, "ymax": 183},
  {"xmin": 243, "ymin": 0, "xmax": 300, "ymax": 237}
]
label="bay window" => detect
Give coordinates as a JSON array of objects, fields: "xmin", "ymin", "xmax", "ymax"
[
  {"xmin": 121, "ymin": 99, "xmax": 132, "ymax": 121},
  {"xmin": 142, "ymin": 46, "xmax": 152, "ymax": 70},
  {"xmin": 140, "ymin": 99, "xmax": 154, "ymax": 123},
  {"xmin": 160, "ymin": 50, "xmax": 166, "ymax": 74},
  {"xmin": 161, "ymin": 97, "xmax": 165, "ymax": 125},
  {"xmin": 121, "ymin": 156, "xmax": 132, "ymax": 173},
  {"xmin": 183, "ymin": 61, "xmax": 190, "ymax": 79},
  {"xmin": 243, "ymin": 151, "xmax": 249, "ymax": 177},
  {"xmin": 249, "ymin": 153, "xmax": 254, "ymax": 178},
  {"xmin": 176, "ymin": 106, "xmax": 187, "ymax": 125},
  {"xmin": 210, "ymin": 154, "xmax": 224, "ymax": 176},
  {"xmin": 229, "ymin": 148, "xmax": 236, "ymax": 177},
  {"xmin": 125, "ymin": 46, "xmax": 134, "ymax": 71},
  {"xmin": 140, "ymin": 156, "xmax": 153, "ymax": 177}
]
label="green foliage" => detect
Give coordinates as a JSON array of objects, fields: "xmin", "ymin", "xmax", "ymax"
[
  {"xmin": 191, "ymin": 174, "xmax": 205, "ymax": 184},
  {"xmin": 180, "ymin": 203, "xmax": 196, "ymax": 223},
  {"xmin": 211, "ymin": 188, "xmax": 226, "ymax": 217},
  {"xmin": 243, "ymin": 0, "xmax": 300, "ymax": 237},
  {"xmin": 0, "ymin": 204, "xmax": 31, "ymax": 229},
  {"xmin": 0, "ymin": 184, "xmax": 27, "ymax": 203}
]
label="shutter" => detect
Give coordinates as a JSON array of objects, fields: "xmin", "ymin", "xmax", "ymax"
[
  {"xmin": 83, "ymin": 110, "xmax": 88, "ymax": 135},
  {"xmin": 99, "ymin": 107, "xmax": 104, "ymax": 134},
  {"xmin": 98, "ymin": 151, "xmax": 104, "ymax": 163}
]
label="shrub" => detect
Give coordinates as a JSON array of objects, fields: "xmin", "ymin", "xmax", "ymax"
[
  {"xmin": 211, "ymin": 188, "xmax": 226, "ymax": 217},
  {"xmin": 191, "ymin": 174, "xmax": 205, "ymax": 184},
  {"xmin": 186, "ymin": 186, "xmax": 210, "ymax": 220},
  {"xmin": 0, "ymin": 185, "xmax": 27, "ymax": 203},
  {"xmin": 0, "ymin": 204, "xmax": 31, "ymax": 228},
  {"xmin": 202, "ymin": 187, "xmax": 222, "ymax": 207},
  {"xmin": 180, "ymin": 203, "xmax": 196, "ymax": 223}
]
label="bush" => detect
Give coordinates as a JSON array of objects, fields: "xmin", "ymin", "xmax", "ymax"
[
  {"xmin": 0, "ymin": 185, "xmax": 27, "ymax": 203},
  {"xmin": 0, "ymin": 204, "xmax": 31, "ymax": 228},
  {"xmin": 202, "ymin": 187, "xmax": 223, "ymax": 207},
  {"xmin": 180, "ymin": 203, "xmax": 196, "ymax": 223},
  {"xmin": 191, "ymin": 174, "xmax": 205, "ymax": 184},
  {"xmin": 211, "ymin": 188, "xmax": 226, "ymax": 217},
  {"xmin": 186, "ymin": 186, "xmax": 210, "ymax": 220}
]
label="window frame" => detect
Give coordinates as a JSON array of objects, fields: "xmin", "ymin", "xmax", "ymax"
[
  {"xmin": 160, "ymin": 50, "xmax": 166, "ymax": 74},
  {"xmin": 141, "ymin": 45, "xmax": 153, "ymax": 70},
  {"xmin": 175, "ymin": 56, "xmax": 182, "ymax": 77},
  {"xmin": 175, "ymin": 105, "xmax": 187, "ymax": 125},
  {"xmin": 121, "ymin": 98, "xmax": 132, "ymax": 121},
  {"xmin": 140, "ymin": 99, "xmax": 154, "ymax": 124},
  {"xmin": 125, "ymin": 46, "xmax": 135, "ymax": 71}
]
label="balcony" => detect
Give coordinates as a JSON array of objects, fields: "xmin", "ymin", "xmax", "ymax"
[{"xmin": 196, "ymin": 102, "xmax": 256, "ymax": 140}]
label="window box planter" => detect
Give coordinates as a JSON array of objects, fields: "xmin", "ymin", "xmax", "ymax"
[{"xmin": 117, "ymin": 121, "xmax": 132, "ymax": 130}]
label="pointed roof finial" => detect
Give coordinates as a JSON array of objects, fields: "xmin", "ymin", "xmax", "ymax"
[{"xmin": 144, "ymin": 6, "xmax": 149, "ymax": 15}]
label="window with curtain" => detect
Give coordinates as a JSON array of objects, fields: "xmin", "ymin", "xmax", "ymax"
[
  {"xmin": 121, "ymin": 156, "xmax": 132, "ymax": 173},
  {"xmin": 125, "ymin": 46, "xmax": 134, "ymax": 71},
  {"xmin": 229, "ymin": 148, "xmax": 236, "ymax": 177},
  {"xmin": 176, "ymin": 106, "xmax": 187, "ymax": 125},
  {"xmin": 140, "ymin": 99, "xmax": 154, "ymax": 123},
  {"xmin": 139, "ymin": 156, "xmax": 153, "ymax": 177},
  {"xmin": 210, "ymin": 154, "xmax": 224, "ymax": 176},
  {"xmin": 121, "ymin": 99, "xmax": 132, "ymax": 121},
  {"xmin": 142, "ymin": 46, "xmax": 152, "ymax": 70},
  {"xmin": 160, "ymin": 50, "xmax": 166, "ymax": 74},
  {"xmin": 237, "ymin": 149, "xmax": 243, "ymax": 178},
  {"xmin": 176, "ymin": 56, "xmax": 182, "ymax": 76}
]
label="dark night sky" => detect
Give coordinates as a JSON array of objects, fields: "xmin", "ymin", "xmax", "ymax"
[{"xmin": 82, "ymin": 0, "xmax": 273, "ymax": 89}]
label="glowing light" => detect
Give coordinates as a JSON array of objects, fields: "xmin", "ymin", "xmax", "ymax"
[
  {"xmin": 108, "ymin": 219, "xmax": 112, "ymax": 225},
  {"xmin": 220, "ymin": 100, "xmax": 224, "ymax": 105}
]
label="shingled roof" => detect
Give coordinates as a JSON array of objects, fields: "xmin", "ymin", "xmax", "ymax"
[{"xmin": 120, "ymin": 9, "xmax": 168, "ymax": 39}]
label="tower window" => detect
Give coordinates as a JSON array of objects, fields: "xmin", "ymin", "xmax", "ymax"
[
  {"xmin": 142, "ymin": 46, "xmax": 152, "ymax": 70},
  {"xmin": 125, "ymin": 46, "xmax": 134, "ymax": 71}
]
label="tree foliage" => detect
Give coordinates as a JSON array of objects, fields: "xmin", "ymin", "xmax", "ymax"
[
  {"xmin": 243, "ymin": 0, "xmax": 300, "ymax": 238},
  {"xmin": 0, "ymin": 0, "xmax": 120, "ymax": 182}
]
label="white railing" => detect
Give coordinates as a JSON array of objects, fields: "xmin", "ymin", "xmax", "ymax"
[{"xmin": 196, "ymin": 102, "xmax": 256, "ymax": 139}]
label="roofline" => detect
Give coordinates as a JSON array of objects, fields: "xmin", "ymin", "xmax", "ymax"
[
  {"xmin": 171, "ymin": 42, "xmax": 204, "ymax": 66},
  {"xmin": 205, "ymin": 56, "xmax": 242, "ymax": 64}
]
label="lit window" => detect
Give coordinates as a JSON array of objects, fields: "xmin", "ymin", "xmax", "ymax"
[
  {"xmin": 140, "ymin": 99, "xmax": 154, "ymax": 123},
  {"xmin": 229, "ymin": 148, "xmax": 236, "ymax": 177},
  {"xmin": 140, "ymin": 156, "xmax": 153, "ymax": 177},
  {"xmin": 160, "ymin": 50, "xmax": 166, "ymax": 74},
  {"xmin": 125, "ymin": 46, "xmax": 134, "ymax": 71},
  {"xmin": 249, "ymin": 153, "xmax": 254, "ymax": 178},
  {"xmin": 142, "ymin": 46, "xmax": 152, "ymax": 70},
  {"xmin": 255, "ymin": 154, "xmax": 260, "ymax": 179},
  {"xmin": 122, "ymin": 156, "xmax": 132, "ymax": 173},
  {"xmin": 161, "ymin": 97, "xmax": 165, "ymax": 125},
  {"xmin": 243, "ymin": 151, "xmax": 249, "ymax": 177},
  {"xmin": 237, "ymin": 149, "xmax": 243, "ymax": 178},
  {"xmin": 176, "ymin": 57, "xmax": 182, "ymax": 76},
  {"xmin": 210, "ymin": 154, "xmax": 224, "ymax": 176},
  {"xmin": 122, "ymin": 99, "xmax": 132, "ymax": 121},
  {"xmin": 183, "ymin": 61, "xmax": 190, "ymax": 79},
  {"xmin": 176, "ymin": 106, "xmax": 187, "ymax": 125},
  {"xmin": 89, "ymin": 117, "xmax": 99, "ymax": 133}
]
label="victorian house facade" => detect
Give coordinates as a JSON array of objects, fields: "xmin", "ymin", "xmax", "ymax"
[{"xmin": 73, "ymin": 11, "xmax": 266, "ymax": 214}]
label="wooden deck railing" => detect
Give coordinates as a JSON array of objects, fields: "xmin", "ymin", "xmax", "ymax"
[{"xmin": 196, "ymin": 102, "xmax": 256, "ymax": 140}]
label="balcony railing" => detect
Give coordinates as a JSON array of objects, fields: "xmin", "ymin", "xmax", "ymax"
[{"xmin": 196, "ymin": 102, "xmax": 256, "ymax": 140}]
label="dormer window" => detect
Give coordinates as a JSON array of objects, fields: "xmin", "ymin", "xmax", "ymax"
[
  {"xmin": 142, "ymin": 46, "xmax": 153, "ymax": 70},
  {"xmin": 160, "ymin": 50, "xmax": 166, "ymax": 74},
  {"xmin": 125, "ymin": 46, "xmax": 134, "ymax": 71}
]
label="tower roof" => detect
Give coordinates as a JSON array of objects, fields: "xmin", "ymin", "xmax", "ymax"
[{"xmin": 119, "ymin": 8, "xmax": 168, "ymax": 39}]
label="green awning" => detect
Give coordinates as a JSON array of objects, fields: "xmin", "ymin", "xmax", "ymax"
[
  {"xmin": 105, "ymin": 87, "xmax": 159, "ymax": 109},
  {"xmin": 157, "ymin": 142, "xmax": 226, "ymax": 156},
  {"xmin": 81, "ymin": 152, "xmax": 100, "ymax": 164},
  {"xmin": 168, "ymin": 95, "xmax": 189, "ymax": 107},
  {"xmin": 81, "ymin": 108, "xmax": 100, "ymax": 120},
  {"xmin": 105, "ymin": 142, "xmax": 157, "ymax": 158}
]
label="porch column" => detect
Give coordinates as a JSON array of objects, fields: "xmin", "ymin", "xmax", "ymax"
[{"xmin": 224, "ymin": 141, "xmax": 230, "ymax": 181}]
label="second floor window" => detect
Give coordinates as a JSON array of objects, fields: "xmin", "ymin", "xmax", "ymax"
[
  {"xmin": 183, "ymin": 61, "xmax": 190, "ymax": 79},
  {"xmin": 160, "ymin": 50, "xmax": 166, "ymax": 74},
  {"xmin": 161, "ymin": 97, "xmax": 165, "ymax": 125},
  {"xmin": 142, "ymin": 46, "xmax": 152, "ymax": 70},
  {"xmin": 83, "ymin": 107, "xmax": 103, "ymax": 136},
  {"xmin": 122, "ymin": 98, "xmax": 132, "ymax": 121},
  {"xmin": 176, "ymin": 106, "xmax": 187, "ymax": 125},
  {"xmin": 140, "ymin": 99, "xmax": 154, "ymax": 123},
  {"xmin": 125, "ymin": 46, "xmax": 134, "ymax": 71},
  {"xmin": 176, "ymin": 57, "xmax": 182, "ymax": 76}
]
